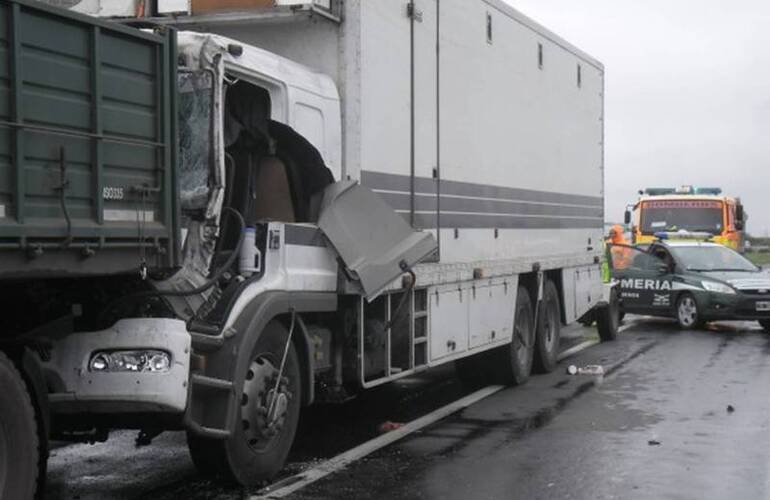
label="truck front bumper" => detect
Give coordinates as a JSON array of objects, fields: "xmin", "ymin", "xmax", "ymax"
[{"xmin": 45, "ymin": 319, "xmax": 191, "ymax": 415}]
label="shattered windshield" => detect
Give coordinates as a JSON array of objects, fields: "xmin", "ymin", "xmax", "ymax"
[{"xmin": 178, "ymin": 71, "xmax": 214, "ymax": 211}]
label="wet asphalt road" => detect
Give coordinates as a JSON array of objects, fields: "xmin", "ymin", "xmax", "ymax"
[{"xmin": 45, "ymin": 319, "xmax": 770, "ymax": 499}]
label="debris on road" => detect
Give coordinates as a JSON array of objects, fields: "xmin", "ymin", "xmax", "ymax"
[
  {"xmin": 648, "ymin": 439, "xmax": 662, "ymax": 446},
  {"xmin": 566, "ymin": 365, "xmax": 605, "ymax": 376},
  {"xmin": 378, "ymin": 421, "xmax": 405, "ymax": 434},
  {"xmin": 727, "ymin": 405, "xmax": 735, "ymax": 413}
]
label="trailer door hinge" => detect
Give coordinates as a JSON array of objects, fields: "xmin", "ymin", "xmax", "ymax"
[{"xmin": 407, "ymin": 3, "xmax": 423, "ymax": 22}]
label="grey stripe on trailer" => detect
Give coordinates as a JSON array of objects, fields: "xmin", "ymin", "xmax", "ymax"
[
  {"xmin": 409, "ymin": 212, "xmax": 603, "ymax": 229},
  {"xmin": 361, "ymin": 170, "xmax": 603, "ymax": 208},
  {"xmin": 377, "ymin": 191, "xmax": 603, "ymax": 218}
]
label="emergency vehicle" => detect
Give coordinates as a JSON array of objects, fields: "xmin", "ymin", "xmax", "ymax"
[
  {"xmin": 625, "ymin": 186, "xmax": 747, "ymax": 251},
  {"xmin": 609, "ymin": 240, "xmax": 770, "ymax": 330}
]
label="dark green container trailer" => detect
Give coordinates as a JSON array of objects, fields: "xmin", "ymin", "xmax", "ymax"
[{"xmin": 0, "ymin": 0, "xmax": 178, "ymax": 277}]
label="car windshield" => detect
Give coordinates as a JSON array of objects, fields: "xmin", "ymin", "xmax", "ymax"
[
  {"xmin": 670, "ymin": 245, "xmax": 758, "ymax": 272},
  {"xmin": 640, "ymin": 200, "xmax": 724, "ymax": 234}
]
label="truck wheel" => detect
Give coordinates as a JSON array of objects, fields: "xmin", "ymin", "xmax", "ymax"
[
  {"xmin": 0, "ymin": 352, "xmax": 39, "ymax": 500},
  {"xmin": 597, "ymin": 288, "xmax": 620, "ymax": 342},
  {"xmin": 676, "ymin": 293, "xmax": 703, "ymax": 330},
  {"xmin": 534, "ymin": 280, "xmax": 561, "ymax": 373},
  {"xmin": 759, "ymin": 320, "xmax": 770, "ymax": 332},
  {"xmin": 188, "ymin": 320, "xmax": 301, "ymax": 486},
  {"xmin": 494, "ymin": 286, "xmax": 535, "ymax": 385}
]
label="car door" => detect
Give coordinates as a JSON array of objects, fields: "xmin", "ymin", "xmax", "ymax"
[{"xmin": 608, "ymin": 244, "xmax": 675, "ymax": 315}]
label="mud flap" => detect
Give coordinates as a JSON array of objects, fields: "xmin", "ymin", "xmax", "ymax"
[{"xmin": 317, "ymin": 181, "xmax": 437, "ymax": 300}]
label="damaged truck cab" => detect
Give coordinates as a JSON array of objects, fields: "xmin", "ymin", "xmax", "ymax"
[{"xmin": 32, "ymin": 24, "xmax": 435, "ymax": 487}]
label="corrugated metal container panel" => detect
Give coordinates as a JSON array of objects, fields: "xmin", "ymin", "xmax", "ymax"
[{"xmin": 0, "ymin": 0, "xmax": 178, "ymax": 277}]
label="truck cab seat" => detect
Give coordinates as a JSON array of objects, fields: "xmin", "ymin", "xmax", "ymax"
[{"xmin": 253, "ymin": 156, "xmax": 296, "ymax": 223}]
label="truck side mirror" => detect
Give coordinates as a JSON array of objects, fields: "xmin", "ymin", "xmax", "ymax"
[
  {"xmin": 736, "ymin": 205, "xmax": 745, "ymax": 230},
  {"xmin": 624, "ymin": 210, "xmax": 631, "ymax": 225}
]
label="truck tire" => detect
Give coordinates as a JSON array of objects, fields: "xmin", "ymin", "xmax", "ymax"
[
  {"xmin": 597, "ymin": 288, "xmax": 620, "ymax": 342},
  {"xmin": 759, "ymin": 319, "xmax": 770, "ymax": 333},
  {"xmin": 493, "ymin": 286, "xmax": 535, "ymax": 385},
  {"xmin": 534, "ymin": 280, "xmax": 561, "ymax": 373},
  {"xmin": 188, "ymin": 320, "xmax": 301, "ymax": 486},
  {"xmin": 0, "ymin": 352, "xmax": 39, "ymax": 500}
]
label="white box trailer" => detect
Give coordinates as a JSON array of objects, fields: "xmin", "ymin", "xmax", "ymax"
[
  {"xmin": 169, "ymin": 0, "xmax": 606, "ymax": 363},
  {"xmin": 1, "ymin": 1, "xmax": 615, "ymax": 493}
]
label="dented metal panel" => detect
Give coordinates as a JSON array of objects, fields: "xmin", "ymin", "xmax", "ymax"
[{"xmin": 317, "ymin": 181, "xmax": 437, "ymax": 299}]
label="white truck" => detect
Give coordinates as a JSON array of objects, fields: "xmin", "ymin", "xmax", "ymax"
[{"xmin": 1, "ymin": 0, "xmax": 616, "ymax": 495}]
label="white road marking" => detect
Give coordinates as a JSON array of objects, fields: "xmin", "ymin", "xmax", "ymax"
[
  {"xmin": 557, "ymin": 339, "xmax": 599, "ymax": 361},
  {"xmin": 252, "ymin": 385, "xmax": 505, "ymax": 499},
  {"xmin": 557, "ymin": 322, "xmax": 636, "ymax": 362}
]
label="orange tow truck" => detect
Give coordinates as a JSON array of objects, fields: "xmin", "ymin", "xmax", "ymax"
[{"xmin": 625, "ymin": 186, "xmax": 747, "ymax": 252}]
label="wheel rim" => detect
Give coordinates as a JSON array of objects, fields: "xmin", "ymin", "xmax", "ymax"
[
  {"xmin": 514, "ymin": 305, "xmax": 533, "ymax": 366},
  {"xmin": 678, "ymin": 296, "xmax": 697, "ymax": 327},
  {"xmin": 241, "ymin": 354, "xmax": 293, "ymax": 453},
  {"xmin": 0, "ymin": 418, "xmax": 8, "ymax": 494}
]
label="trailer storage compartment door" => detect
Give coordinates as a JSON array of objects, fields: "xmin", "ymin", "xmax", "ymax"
[{"xmin": 0, "ymin": 0, "xmax": 178, "ymax": 278}]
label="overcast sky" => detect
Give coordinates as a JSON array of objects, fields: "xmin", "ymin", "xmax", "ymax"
[{"xmin": 507, "ymin": 0, "xmax": 770, "ymax": 236}]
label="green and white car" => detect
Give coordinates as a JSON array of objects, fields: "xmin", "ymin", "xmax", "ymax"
[{"xmin": 608, "ymin": 240, "xmax": 770, "ymax": 330}]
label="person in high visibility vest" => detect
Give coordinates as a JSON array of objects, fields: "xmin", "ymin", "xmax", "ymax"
[{"xmin": 602, "ymin": 224, "xmax": 630, "ymax": 282}]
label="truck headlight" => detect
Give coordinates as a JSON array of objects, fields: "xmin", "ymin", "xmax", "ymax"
[
  {"xmin": 89, "ymin": 350, "xmax": 171, "ymax": 373},
  {"xmin": 701, "ymin": 281, "xmax": 736, "ymax": 295}
]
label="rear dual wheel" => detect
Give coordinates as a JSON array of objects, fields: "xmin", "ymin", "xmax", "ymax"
[
  {"xmin": 188, "ymin": 320, "xmax": 301, "ymax": 486},
  {"xmin": 534, "ymin": 280, "xmax": 561, "ymax": 373},
  {"xmin": 494, "ymin": 286, "xmax": 536, "ymax": 385}
]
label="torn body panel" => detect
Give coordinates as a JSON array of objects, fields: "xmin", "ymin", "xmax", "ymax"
[{"xmin": 317, "ymin": 181, "xmax": 438, "ymax": 300}]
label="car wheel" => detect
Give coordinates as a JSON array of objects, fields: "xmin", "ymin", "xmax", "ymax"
[
  {"xmin": 758, "ymin": 319, "xmax": 770, "ymax": 333},
  {"xmin": 188, "ymin": 320, "xmax": 301, "ymax": 486},
  {"xmin": 676, "ymin": 293, "xmax": 703, "ymax": 329},
  {"xmin": 493, "ymin": 286, "xmax": 535, "ymax": 385},
  {"xmin": 534, "ymin": 280, "xmax": 561, "ymax": 373}
]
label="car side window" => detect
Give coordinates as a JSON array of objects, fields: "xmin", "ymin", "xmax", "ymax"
[
  {"xmin": 651, "ymin": 247, "xmax": 674, "ymax": 271},
  {"xmin": 609, "ymin": 244, "xmax": 665, "ymax": 272}
]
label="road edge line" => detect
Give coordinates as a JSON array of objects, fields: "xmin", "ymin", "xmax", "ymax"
[
  {"xmin": 252, "ymin": 384, "xmax": 505, "ymax": 499},
  {"xmin": 557, "ymin": 322, "xmax": 635, "ymax": 362}
]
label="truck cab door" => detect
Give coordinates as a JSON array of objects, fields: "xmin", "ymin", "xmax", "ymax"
[
  {"xmin": 317, "ymin": 181, "xmax": 438, "ymax": 300},
  {"xmin": 609, "ymin": 244, "xmax": 674, "ymax": 314}
]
